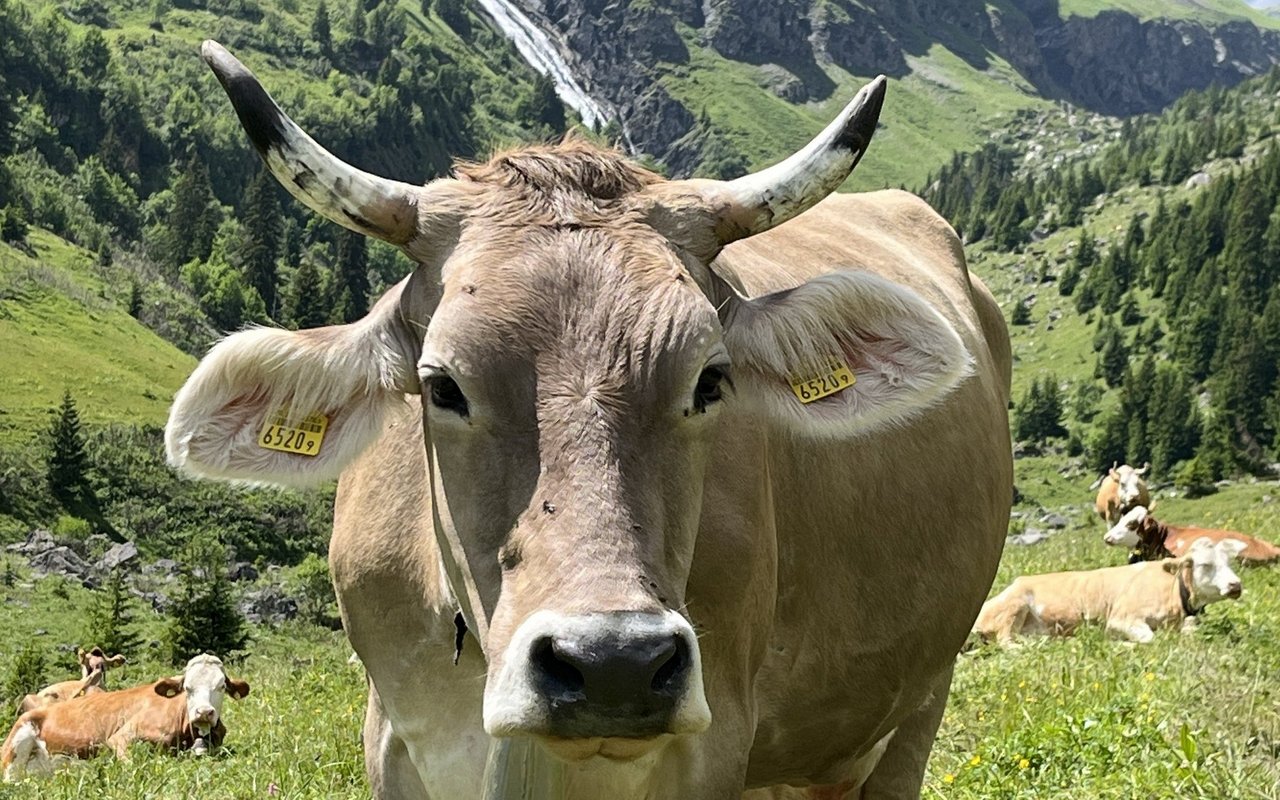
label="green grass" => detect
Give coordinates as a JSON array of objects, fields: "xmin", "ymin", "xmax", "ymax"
[
  {"xmin": 933, "ymin": 487, "xmax": 1280, "ymax": 798},
  {"xmin": 2, "ymin": 485, "xmax": 1279, "ymax": 798},
  {"xmin": 0, "ymin": 231, "xmax": 196, "ymax": 445}
]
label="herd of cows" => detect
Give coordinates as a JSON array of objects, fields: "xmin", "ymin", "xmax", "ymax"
[
  {"xmin": 974, "ymin": 464, "xmax": 1280, "ymax": 644},
  {"xmin": 1, "ymin": 651, "xmax": 248, "ymax": 780},
  {"xmin": 6, "ymin": 38, "xmax": 1280, "ymax": 797}
]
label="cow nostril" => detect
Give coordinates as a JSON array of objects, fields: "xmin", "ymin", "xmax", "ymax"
[
  {"xmin": 650, "ymin": 636, "xmax": 686, "ymax": 693},
  {"xmin": 532, "ymin": 637, "xmax": 585, "ymax": 696}
]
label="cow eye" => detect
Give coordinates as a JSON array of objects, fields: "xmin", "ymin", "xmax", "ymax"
[
  {"xmin": 693, "ymin": 366, "xmax": 728, "ymax": 413},
  {"xmin": 428, "ymin": 376, "xmax": 469, "ymax": 417}
]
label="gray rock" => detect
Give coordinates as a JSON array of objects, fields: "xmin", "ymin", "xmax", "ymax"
[
  {"xmin": 95, "ymin": 541, "xmax": 139, "ymax": 573},
  {"xmin": 1040, "ymin": 513, "xmax": 1070, "ymax": 529},
  {"xmin": 239, "ymin": 585, "xmax": 299, "ymax": 625},
  {"xmin": 227, "ymin": 562, "xmax": 259, "ymax": 582},
  {"xmin": 132, "ymin": 589, "xmax": 170, "ymax": 613},
  {"xmin": 6, "ymin": 529, "xmax": 56, "ymax": 556},
  {"xmin": 1008, "ymin": 529, "xmax": 1051, "ymax": 546},
  {"xmin": 144, "ymin": 558, "xmax": 180, "ymax": 576},
  {"xmin": 29, "ymin": 546, "xmax": 91, "ymax": 580},
  {"xmin": 1185, "ymin": 171, "xmax": 1212, "ymax": 188}
]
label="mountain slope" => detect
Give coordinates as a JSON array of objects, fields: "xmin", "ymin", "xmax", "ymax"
[
  {"xmin": 0, "ymin": 231, "xmax": 196, "ymax": 444},
  {"xmin": 490, "ymin": 0, "xmax": 1280, "ymax": 186}
]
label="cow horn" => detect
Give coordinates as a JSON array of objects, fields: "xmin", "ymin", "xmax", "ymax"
[
  {"xmin": 698, "ymin": 75, "xmax": 886, "ymax": 245},
  {"xmin": 200, "ymin": 40, "xmax": 421, "ymax": 244}
]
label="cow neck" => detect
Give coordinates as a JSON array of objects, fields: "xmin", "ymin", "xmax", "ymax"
[
  {"xmin": 1137, "ymin": 520, "xmax": 1174, "ymax": 561},
  {"xmin": 1177, "ymin": 563, "xmax": 1203, "ymax": 617}
]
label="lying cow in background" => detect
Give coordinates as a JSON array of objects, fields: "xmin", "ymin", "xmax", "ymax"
[
  {"xmin": 1, "ymin": 654, "xmax": 249, "ymax": 781},
  {"xmin": 973, "ymin": 537, "xmax": 1246, "ymax": 645},
  {"xmin": 1093, "ymin": 463, "xmax": 1151, "ymax": 525},
  {"xmin": 17, "ymin": 648, "xmax": 127, "ymax": 714},
  {"xmin": 1105, "ymin": 505, "xmax": 1280, "ymax": 564}
]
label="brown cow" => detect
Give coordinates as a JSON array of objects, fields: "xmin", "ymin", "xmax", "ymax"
[
  {"xmin": 165, "ymin": 43, "xmax": 1012, "ymax": 799},
  {"xmin": 1093, "ymin": 463, "xmax": 1151, "ymax": 525},
  {"xmin": 1104, "ymin": 505, "xmax": 1280, "ymax": 564},
  {"xmin": 973, "ymin": 537, "xmax": 1246, "ymax": 644},
  {"xmin": 17, "ymin": 648, "xmax": 127, "ymax": 714},
  {"xmin": 1, "ymin": 654, "xmax": 249, "ymax": 781}
]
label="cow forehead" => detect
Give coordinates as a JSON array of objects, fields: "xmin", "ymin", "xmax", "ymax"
[
  {"xmin": 427, "ymin": 228, "xmax": 719, "ymax": 373},
  {"xmin": 183, "ymin": 655, "xmax": 226, "ymax": 688}
]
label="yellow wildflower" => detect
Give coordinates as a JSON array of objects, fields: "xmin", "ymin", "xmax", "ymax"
[
  {"xmin": 1018, "ymin": 758, "xmax": 1030, "ymax": 770},
  {"xmin": 969, "ymin": 754, "xmax": 982, "ymax": 767},
  {"xmin": 943, "ymin": 774, "xmax": 956, "ymax": 785}
]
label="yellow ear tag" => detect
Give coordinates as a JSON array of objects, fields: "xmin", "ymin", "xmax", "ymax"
[
  {"xmin": 258, "ymin": 409, "xmax": 329, "ymax": 456},
  {"xmin": 790, "ymin": 362, "xmax": 856, "ymax": 404}
]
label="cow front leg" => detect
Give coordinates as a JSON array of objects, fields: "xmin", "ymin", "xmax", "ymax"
[
  {"xmin": 106, "ymin": 730, "xmax": 134, "ymax": 761},
  {"xmin": 852, "ymin": 662, "xmax": 954, "ymax": 799},
  {"xmin": 1106, "ymin": 619, "xmax": 1154, "ymax": 644},
  {"xmin": 363, "ymin": 681, "xmax": 430, "ymax": 800}
]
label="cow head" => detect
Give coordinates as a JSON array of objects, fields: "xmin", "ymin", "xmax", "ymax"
[
  {"xmin": 78, "ymin": 646, "xmax": 127, "ymax": 680},
  {"xmin": 1110, "ymin": 463, "xmax": 1149, "ymax": 509},
  {"xmin": 168, "ymin": 43, "xmax": 973, "ymax": 757},
  {"xmin": 1170, "ymin": 537, "xmax": 1245, "ymax": 605},
  {"xmin": 154, "ymin": 654, "xmax": 250, "ymax": 752},
  {"xmin": 1103, "ymin": 505, "xmax": 1151, "ymax": 548}
]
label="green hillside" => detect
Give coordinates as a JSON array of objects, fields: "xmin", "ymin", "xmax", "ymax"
[
  {"xmin": 1058, "ymin": 0, "xmax": 1280, "ymax": 26},
  {"xmin": 0, "ymin": 230, "xmax": 195, "ymax": 444}
]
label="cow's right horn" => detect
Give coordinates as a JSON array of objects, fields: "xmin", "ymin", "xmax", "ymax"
[{"xmin": 201, "ymin": 41, "xmax": 421, "ymax": 244}]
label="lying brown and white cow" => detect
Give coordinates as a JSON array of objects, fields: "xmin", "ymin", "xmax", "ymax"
[
  {"xmin": 1104, "ymin": 505, "xmax": 1280, "ymax": 564},
  {"xmin": 17, "ymin": 647, "xmax": 127, "ymax": 715},
  {"xmin": 1093, "ymin": 463, "xmax": 1151, "ymax": 525},
  {"xmin": 972, "ymin": 537, "xmax": 1245, "ymax": 645},
  {"xmin": 164, "ymin": 43, "xmax": 1012, "ymax": 799},
  {"xmin": 1, "ymin": 654, "xmax": 249, "ymax": 781}
]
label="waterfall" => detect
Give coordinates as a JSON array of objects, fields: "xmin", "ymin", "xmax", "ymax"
[{"xmin": 473, "ymin": 0, "xmax": 634, "ymax": 151}]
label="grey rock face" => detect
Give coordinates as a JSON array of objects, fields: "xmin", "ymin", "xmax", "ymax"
[{"xmin": 239, "ymin": 585, "xmax": 299, "ymax": 625}]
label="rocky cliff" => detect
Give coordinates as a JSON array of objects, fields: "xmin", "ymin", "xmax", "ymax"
[{"xmin": 496, "ymin": 0, "xmax": 1280, "ymax": 173}]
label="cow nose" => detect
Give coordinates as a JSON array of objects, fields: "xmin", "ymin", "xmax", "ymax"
[
  {"xmin": 529, "ymin": 619, "xmax": 691, "ymax": 738},
  {"xmin": 1227, "ymin": 582, "xmax": 1243, "ymax": 598},
  {"xmin": 192, "ymin": 705, "xmax": 216, "ymax": 723}
]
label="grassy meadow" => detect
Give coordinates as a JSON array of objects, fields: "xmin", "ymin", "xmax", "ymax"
[{"xmin": 2, "ymin": 482, "xmax": 1279, "ymax": 798}]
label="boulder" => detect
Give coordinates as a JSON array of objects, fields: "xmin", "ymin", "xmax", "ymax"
[
  {"xmin": 227, "ymin": 562, "xmax": 259, "ymax": 582},
  {"xmin": 239, "ymin": 585, "xmax": 299, "ymax": 625},
  {"xmin": 95, "ymin": 541, "xmax": 139, "ymax": 573},
  {"xmin": 29, "ymin": 546, "xmax": 92, "ymax": 581},
  {"xmin": 6, "ymin": 529, "xmax": 56, "ymax": 556}
]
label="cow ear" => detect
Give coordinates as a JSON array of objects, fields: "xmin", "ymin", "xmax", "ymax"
[
  {"xmin": 107, "ymin": 654, "xmax": 127, "ymax": 667},
  {"xmin": 1162, "ymin": 558, "xmax": 1184, "ymax": 574},
  {"xmin": 155, "ymin": 677, "xmax": 184, "ymax": 698},
  {"xmin": 1218, "ymin": 539, "xmax": 1248, "ymax": 559},
  {"xmin": 166, "ymin": 277, "xmax": 423, "ymax": 487},
  {"xmin": 226, "ymin": 679, "xmax": 251, "ymax": 700},
  {"xmin": 720, "ymin": 270, "xmax": 972, "ymax": 438}
]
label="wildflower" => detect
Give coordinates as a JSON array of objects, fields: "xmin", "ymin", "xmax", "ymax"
[
  {"xmin": 1144, "ymin": 672, "xmax": 1156, "ymax": 682},
  {"xmin": 1018, "ymin": 758, "xmax": 1030, "ymax": 770},
  {"xmin": 969, "ymin": 754, "xmax": 982, "ymax": 767},
  {"xmin": 943, "ymin": 773, "xmax": 956, "ymax": 784}
]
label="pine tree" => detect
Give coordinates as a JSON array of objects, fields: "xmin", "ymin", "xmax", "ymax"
[
  {"xmin": 332, "ymin": 230, "xmax": 369, "ymax": 323},
  {"xmin": 1013, "ymin": 376, "xmax": 1067, "ymax": 444},
  {"xmin": 162, "ymin": 154, "xmax": 220, "ymax": 270},
  {"xmin": 312, "ymin": 0, "xmax": 332, "ymax": 55},
  {"xmin": 1089, "ymin": 406, "xmax": 1129, "ymax": 472},
  {"xmin": 128, "ymin": 282, "xmax": 143, "ymax": 319},
  {"xmin": 285, "ymin": 258, "xmax": 330, "ymax": 329},
  {"xmin": 237, "ymin": 168, "xmax": 283, "ymax": 318},
  {"xmin": 47, "ymin": 391, "xmax": 91, "ymax": 510},
  {"xmin": 1, "ymin": 644, "xmax": 45, "ymax": 708},
  {"xmin": 88, "ymin": 569, "xmax": 143, "ymax": 657},
  {"xmin": 1095, "ymin": 327, "xmax": 1129, "ymax": 388},
  {"xmin": 166, "ymin": 541, "xmax": 248, "ymax": 664}
]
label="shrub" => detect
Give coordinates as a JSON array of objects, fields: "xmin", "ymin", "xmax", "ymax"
[
  {"xmin": 1, "ymin": 643, "xmax": 46, "ymax": 708},
  {"xmin": 289, "ymin": 552, "xmax": 338, "ymax": 628}
]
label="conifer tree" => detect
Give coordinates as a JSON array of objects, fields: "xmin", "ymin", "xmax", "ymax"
[
  {"xmin": 47, "ymin": 391, "xmax": 91, "ymax": 510},
  {"xmin": 166, "ymin": 541, "xmax": 248, "ymax": 665},
  {"xmin": 1095, "ymin": 327, "xmax": 1129, "ymax": 388},
  {"xmin": 332, "ymin": 230, "xmax": 369, "ymax": 323},
  {"xmin": 312, "ymin": 0, "xmax": 332, "ymax": 55},
  {"xmin": 162, "ymin": 154, "xmax": 220, "ymax": 270},
  {"xmin": 285, "ymin": 258, "xmax": 330, "ymax": 329},
  {"xmin": 237, "ymin": 168, "xmax": 283, "ymax": 317},
  {"xmin": 88, "ymin": 569, "xmax": 143, "ymax": 657},
  {"xmin": 1, "ymin": 644, "xmax": 45, "ymax": 708}
]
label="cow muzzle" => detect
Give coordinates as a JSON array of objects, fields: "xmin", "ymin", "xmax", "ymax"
[{"xmin": 483, "ymin": 610, "xmax": 711, "ymax": 748}]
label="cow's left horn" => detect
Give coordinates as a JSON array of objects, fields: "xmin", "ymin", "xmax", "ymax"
[
  {"xmin": 201, "ymin": 40, "xmax": 421, "ymax": 244},
  {"xmin": 696, "ymin": 75, "xmax": 886, "ymax": 245}
]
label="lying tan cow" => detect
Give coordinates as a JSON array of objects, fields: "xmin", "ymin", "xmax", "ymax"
[
  {"xmin": 973, "ymin": 537, "xmax": 1246, "ymax": 645},
  {"xmin": 1093, "ymin": 463, "xmax": 1151, "ymax": 525},
  {"xmin": 18, "ymin": 648, "xmax": 127, "ymax": 714},
  {"xmin": 164, "ymin": 43, "xmax": 1013, "ymax": 799},
  {"xmin": 1104, "ymin": 505, "xmax": 1280, "ymax": 564},
  {"xmin": 1, "ymin": 654, "xmax": 249, "ymax": 781}
]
